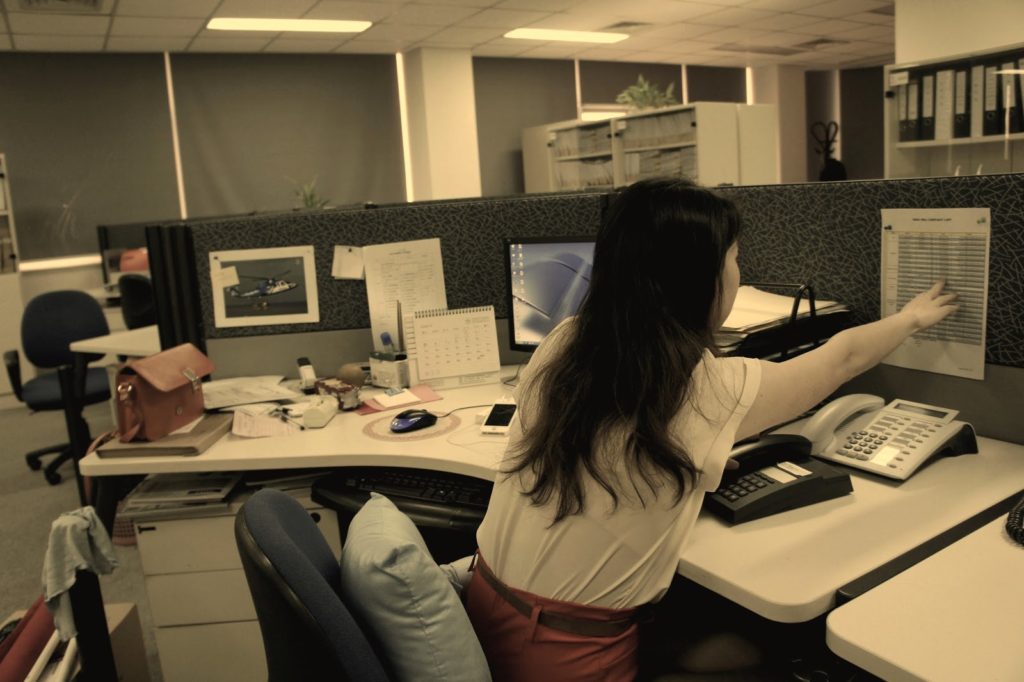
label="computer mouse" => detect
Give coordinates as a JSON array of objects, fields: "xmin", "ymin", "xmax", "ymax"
[{"xmin": 390, "ymin": 409, "xmax": 438, "ymax": 433}]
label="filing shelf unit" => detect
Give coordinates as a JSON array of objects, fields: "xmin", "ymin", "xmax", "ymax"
[
  {"xmin": 884, "ymin": 42, "xmax": 1024, "ymax": 179},
  {"xmin": 0, "ymin": 153, "xmax": 21, "ymax": 397},
  {"xmin": 134, "ymin": 491, "xmax": 341, "ymax": 682},
  {"xmin": 522, "ymin": 102, "xmax": 778, "ymax": 192}
]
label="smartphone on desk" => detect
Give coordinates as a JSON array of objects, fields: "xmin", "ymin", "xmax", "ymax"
[
  {"xmin": 786, "ymin": 394, "xmax": 978, "ymax": 481},
  {"xmin": 704, "ymin": 434, "xmax": 853, "ymax": 524},
  {"xmin": 481, "ymin": 399, "xmax": 517, "ymax": 435}
]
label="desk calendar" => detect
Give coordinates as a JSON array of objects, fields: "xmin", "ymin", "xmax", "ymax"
[{"xmin": 404, "ymin": 306, "xmax": 501, "ymax": 388}]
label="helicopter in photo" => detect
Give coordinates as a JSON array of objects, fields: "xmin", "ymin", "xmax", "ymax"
[{"xmin": 228, "ymin": 271, "xmax": 298, "ymax": 309}]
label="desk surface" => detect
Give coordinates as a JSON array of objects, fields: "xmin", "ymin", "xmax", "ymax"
[
  {"xmin": 79, "ymin": 381, "xmax": 1024, "ymax": 625},
  {"xmin": 70, "ymin": 325, "xmax": 160, "ymax": 357},
  {"xmin": 676, "ymin": 437, "xmax": 1024, "ymax": 622},
  {"xmin": 826, "ymin": 516, "xmax": 1024, "ymax": 682}
]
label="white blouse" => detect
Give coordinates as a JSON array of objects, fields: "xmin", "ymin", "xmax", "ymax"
[{"xmin": 476, "ymin": 325, "xmax": 761, "ymax": 609}]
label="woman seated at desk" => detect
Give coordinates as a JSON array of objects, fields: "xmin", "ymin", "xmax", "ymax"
[{"xmin": 464, "ymin": 179, "xmax": 957, "ymax": 680}]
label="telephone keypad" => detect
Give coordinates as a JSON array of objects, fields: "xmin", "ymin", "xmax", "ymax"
[{"xmin": 717, "ymin": 472, "xmax": 776, "ymax": 503}]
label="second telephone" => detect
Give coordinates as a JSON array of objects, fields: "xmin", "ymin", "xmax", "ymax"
[{"xmin": 792, "ymin": 394, "xmax": 978, "ymax": 481}]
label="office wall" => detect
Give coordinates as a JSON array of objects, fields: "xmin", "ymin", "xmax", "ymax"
[
  {"xmin": 895, "ymin": 0, "xmax": 1024, "ymax": 63},
  {"xmin": 805, "ymin": 70, "xmax": 838, "ymax": 181},
  {"xmin": 839, "ymin": 66, "xmax": 884, "ymax": 180},
  {"xmin": 171, "ymin": 53, "xmax": 405, "ymax": 219},
  {"xmin": 686, "ymin": 65, "xmax": 746, "ymax": 103},
  {"xmin": 473, "ymin": 58, "xmax": 576, "ymax": 198},
  {"xmin": 579, "ymin": 61, "xmax": 681, "ymax": 105},
  {"xmin": 0, "ymin": 53, "xmax": 179, "ymax": 260}
]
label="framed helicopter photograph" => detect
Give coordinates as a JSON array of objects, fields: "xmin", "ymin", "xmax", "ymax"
[{"xmin": 210, "ymin": 245, "xmax": 320, "ymax": 328}]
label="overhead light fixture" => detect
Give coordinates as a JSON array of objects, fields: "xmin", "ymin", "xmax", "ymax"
[
  {"xmin": 207, "ymin": 18, "xmax": 372, "ymax": 33},
  {"xmin": 504, "ymin": 28, "xmax": 628, "ymax": 44}
]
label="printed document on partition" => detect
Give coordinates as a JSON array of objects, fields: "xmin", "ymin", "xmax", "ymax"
[
  {"xmin": 363, "ymin": 238, "xmax": 447, "ymax": 352},
  {"xmin": 881, "ymin": 208, "xmax": 990, "ymax": 380}
]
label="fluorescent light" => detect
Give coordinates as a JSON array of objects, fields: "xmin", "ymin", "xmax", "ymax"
[
  {"xmin": 504, "ymin": 28, "xmax": 628, "ymax": 44},
  {"xmin": 207, "ymin": 18, "xmax": 372, "ymax": 33}
]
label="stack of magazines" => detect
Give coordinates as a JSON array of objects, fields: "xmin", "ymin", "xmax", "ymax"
[{"xmin": 119, "ymin": 472, "xmax": 242, "ymax": 521}]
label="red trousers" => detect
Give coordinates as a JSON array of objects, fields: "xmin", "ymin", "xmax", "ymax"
[{"xmin": 464, "ymin": 557, "xmax": 640, "ymax": 681}]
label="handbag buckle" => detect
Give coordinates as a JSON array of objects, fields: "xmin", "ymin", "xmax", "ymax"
[
  {"xmin": 182, "ymin": 368, "xmax": 201, "ymax": 392},
  {"xmin": 117, "ymin": 383, "xmax": 134, "ymax": 402}
]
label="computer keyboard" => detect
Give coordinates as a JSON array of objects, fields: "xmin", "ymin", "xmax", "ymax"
[{"xmin": 341, "ymin": 467, "xmax": 492, "ymax": 510}]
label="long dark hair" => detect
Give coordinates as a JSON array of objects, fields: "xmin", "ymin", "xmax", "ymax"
[{"xmin": 506, "ymin": 179, "xmax": 743, "ymax": 522}]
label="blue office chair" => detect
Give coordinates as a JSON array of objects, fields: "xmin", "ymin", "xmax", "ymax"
[
  {"xmin": 117, "ymin": 274, "xmax": 156, "ymax": 330},
  {"xmin": 4, "ymin": 290, "xmax": 111, "ymax": 485},
  {"xmin": 234, "ymin": 488, "xmax": 390, "ymax": 682}
]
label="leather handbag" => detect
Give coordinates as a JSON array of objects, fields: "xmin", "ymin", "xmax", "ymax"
[{"xmin": 115, "ymin": 343, "xmax": 215, "ymax": 442}]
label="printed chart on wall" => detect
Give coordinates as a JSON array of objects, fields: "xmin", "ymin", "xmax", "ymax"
[{"xmin": 880, "ymin": 208, "xmax": 990, "ymax": 380}]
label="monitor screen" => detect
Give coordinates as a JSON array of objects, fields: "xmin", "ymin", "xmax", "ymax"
[
  {"xmin": 506, "ymin": 237, "xmax": 595, "ymax": 352},
  {"xmin": 97, "ymin": 223, "xmax": 150, "ymax": 287}
]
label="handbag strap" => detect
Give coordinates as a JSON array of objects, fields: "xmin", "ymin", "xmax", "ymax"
[{"xmin": 116, "ymin": 381, "xmax": 143, "ymax": 441}]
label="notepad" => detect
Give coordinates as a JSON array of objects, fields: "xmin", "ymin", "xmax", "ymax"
[{"xmin": 404, "ymin": 306, "xmax": 501, "ymax": 389}]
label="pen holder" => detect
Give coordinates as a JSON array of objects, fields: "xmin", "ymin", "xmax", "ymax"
[{"xmin": 369, "ymin": 355, "xmax": 409, "ymax": 389}]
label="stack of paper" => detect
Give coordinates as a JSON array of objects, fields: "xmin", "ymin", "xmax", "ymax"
[
  {"xmin": 717, "ymin": 286, "xmax": 849, "ymax": 356},
  {"xmin": 119, "ymin": 472, "xmax": 242, "ymax": 521}
]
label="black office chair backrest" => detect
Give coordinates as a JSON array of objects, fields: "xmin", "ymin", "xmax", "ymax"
[
  {"xmin": 235, "ymin": 489, "xmax": 390, "ymax": 682},
  {"xmin": 117, "ymin": 274, "xmax": 156, "ymax": 330},
  {"xmin": 21, "ymin": 290, "xmax": 109, "ymax": 369}
]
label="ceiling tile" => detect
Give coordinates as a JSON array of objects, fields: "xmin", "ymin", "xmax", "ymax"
[
  {"xmin": 633, "ymin": 22, "xmax": 721, "ymax": 41},
  {"xmin": 798, "ymin": 0, "xmax": 889, "ymax": 19},
  {"xmin": 333, "ymin": 39, "xmax": 400, "ymax": 53},
  {"xmin": 7, "ymin": 12, "xmax": 110, "ymax": 35},
  {"xmin": 471, "ymin": 43, "xmax": 533, "ymax": 57},
  {"xmin": 360, "ymin": 23, "xmax": 440, "ymax": 41},
  {"xmin": 690, "ymin": 7, "xmax": 776, "ymax": 27},
  {"xmin": 304, "ymin": 1, "xmax": 401, "ymax": 22},
  {"xmin": 419, "ymin": 25, "xmax": 503, "ymax": 43},
  {"xmin": 188, "ymin": 36, "xmax": 275, "ymax": 51},
  {"xmin": 516, "ymin": 44, "xmax": 585, "ymax": 59},
  {"xmin": 845, "ymin": 11, "xmax": 893, "ymax": 25},
  {"xmin": 692, "ymin": 27, "xmax": 771, "ymax": 43},
  {"xmin": 14, "ymin": 34, "xmax": 106, "ymax": 50},
  {"xmin": 752, "ymin": 31, "xmax": 815, "ymax": 46},
  {"xmin": 742, "ymin": 0, "xmax": 830, "ymax": 10},
  {"xmin": 0, "ymin": 35, "xmax": 11, "ymax": 50},
  {"xmin": 195, "ymin": 27, "xmax": 279, "ymax": 39},
  {"xmin": 495, "ymin": 0, "xmax": 576, "ymax": 10},
  {"xmin": 264, "ymin": 36, "xmax": 350, "ymax": 51},
  {"xmin": 2, "ymin": 0, "xmax": 114, "ymax": 10},
  {"xmin": 116, "ymin": 0, "xmax": 220, "ymax": 18},
  {"xmin": 573, "ymin": 45, "xmax": 639, "ymax": 60},
  {"xmin": 106, "ymin": 36, "xmax": 192, "ymax": 51},
  {"xmin": 753, "ymin": 12, "xmax": 823, "ymax": 30},
  {"xmin": 458, "ymin": 8, "xmax": 549, "ymax": 29},
  {"xmin": 421, "ymin": 0, "xmax": 501, "ymax": 6},
  {"xmin": 111, "ymin": 17, "xmax": 205, "ymax": 37},
  {"xmin": 382, "ymin": 4, "xmax": 479, "ymax": 26},
  {"xmin": 833, "ymin": 23, "xmax": 892, "ymax": 41},
  {"xmin": 214, "ymin": 0, "xmax": 317, "ymax": 18},
  {"xmin": 522, "ymin": 14, "xmax": 618, "ymax": 31},
  {"xmin": 795, "ymin": 18, "xmax": 866, "ymax": 35}
]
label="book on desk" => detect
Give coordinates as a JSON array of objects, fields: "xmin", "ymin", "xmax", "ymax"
[{"xmin": 96, "ymin": 412, "xmax": 233, "ymax": 458}]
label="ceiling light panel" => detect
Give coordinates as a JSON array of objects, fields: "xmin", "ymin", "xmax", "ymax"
[
  {"xmin": 505, "ymin": 28, "xmax": 629, "ymax": 43},
  {"xmin": 207, "ymin": 18, "xmax": 372, "ymax": 32}
]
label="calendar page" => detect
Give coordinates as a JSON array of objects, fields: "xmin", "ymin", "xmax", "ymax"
[{"xmin": 406, "ymin": 306, "xmax": 501, "ymax": 388}]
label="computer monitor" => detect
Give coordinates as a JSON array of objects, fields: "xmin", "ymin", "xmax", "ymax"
[
  {"xmin": 505, "ymin": 236, "xmax": 595, "ymax": 352},
  {"xmin": 97, "ymin": 222, "xmax": 150, "ymax": 288}
]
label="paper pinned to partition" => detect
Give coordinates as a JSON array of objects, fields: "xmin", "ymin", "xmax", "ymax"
[
  {"xmin": 880, "ymin": 208, "xmax": 990, "ymax": 380},
  {"xmin": 363, "ymin": 238, "xmax": 447, "ymax": 352}
]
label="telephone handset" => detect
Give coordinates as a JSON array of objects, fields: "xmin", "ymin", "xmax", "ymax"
[
  {"xmin": 798, "ymin": 393, "xmax": 978, "ymax": 481},
  {"xmin": 704, "ymin": 433, "xmax": 853, "ymax": 524}
]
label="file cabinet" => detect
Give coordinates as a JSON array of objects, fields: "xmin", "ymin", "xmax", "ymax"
[{"xmin": 134, "ymin": 492, "xmax": 341, "ymax": 682}]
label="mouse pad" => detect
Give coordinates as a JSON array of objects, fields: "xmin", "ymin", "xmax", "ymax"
[{"xmin": 362, "ymin": 413, "xmax": 462, "ymax": 442}]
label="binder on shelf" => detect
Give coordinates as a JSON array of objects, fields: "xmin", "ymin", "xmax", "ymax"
[
  {"xmin": 954, "ymin": 68, "xmax": 971, "ymax": 138},
  {"xmin": 919, "ymin": 72, "xmax": 936, "ymax": 140},
  {"xmin": 934, "ymin": 69, "xmax": 954, "ymax": 141},
  {"xmin": 970, "ymin": 64, "xmax": 985, "ymax": 137},
  {"xmin": 896, "ymin": 84, "xmax": 911, "ymax": 142},
  {"xmin": 1001, "ymin": 60, "xmax": 1021, "ymax": 133},
  {"xmin": 906, "ymin": 79, "xmax": 921, "ymax": 141},
  {"xmin": 983, "ymin": 64, "xmax": 1004, "ymax": 135}
]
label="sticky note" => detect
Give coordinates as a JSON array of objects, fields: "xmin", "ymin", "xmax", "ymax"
[{"xmin": 332, "ymin": 245, "xmax": 364, "ymax": 279}]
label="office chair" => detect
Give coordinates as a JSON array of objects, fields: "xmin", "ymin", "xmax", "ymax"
[
  {"xmin": 116, "ymin": 274, "xmax": 156, "ymax": 329},
  {"xmin": 234, "ymin": 488, "xmax": 390, "ymax": 682},
  {"xmin": 4, "ymin": 290, "xmax": 111, "ymax": 485}
]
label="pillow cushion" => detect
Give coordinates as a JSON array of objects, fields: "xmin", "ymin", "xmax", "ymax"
[{"xmin": 340, "ymin": 493, "xmax": 492, "ymax": 682}]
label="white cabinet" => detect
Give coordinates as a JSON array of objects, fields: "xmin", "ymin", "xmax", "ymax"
[
  {"xmin": 522, "ymin": 103, "xmax": 779, "ymax": 192},
  {"xmin": 134, "ymin": 492, "xmax": 341, "ymax": 682},
  {"xmin": 884, "ymin": 44, "xmax": 1024, "ymax": 179}
]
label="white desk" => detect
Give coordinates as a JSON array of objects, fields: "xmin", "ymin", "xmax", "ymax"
[
  {"xmin": 70, "ymin": 325, "xmax": 160, "ymax": 358},
  {"xmin": 79, "ymin": 385, "xmax": 1024, "ymax": 625},
  {"xmin": 677, "ymin": 437, "xmax": 1024, "ymax": 622},
  {"xmin": 826, "ymin": 517, "xmax": 1024, "ymax": 681}
]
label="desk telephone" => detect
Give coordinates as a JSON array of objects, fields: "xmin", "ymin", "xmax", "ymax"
[
  {"xmin": 797, "ymin": 394, "xmax": 977, "ymax": 481},
  {"xmin": 705, "ymin": 395, "xmax": 978, "ymax": 524}
]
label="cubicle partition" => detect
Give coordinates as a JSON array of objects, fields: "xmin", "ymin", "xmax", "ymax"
[{"xmin": 143, "ymin": 174, "xmax": 1024, "ymax": 442}]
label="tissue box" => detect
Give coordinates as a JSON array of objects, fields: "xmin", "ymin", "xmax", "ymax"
[{"xmin": 369, "ymin": 357, "xmax": 409, "ymax": 389}]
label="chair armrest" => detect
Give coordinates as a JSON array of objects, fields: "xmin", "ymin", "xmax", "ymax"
[{"xmin": 3, "ymin": 349, "xmax": 23, "ymax": 401}]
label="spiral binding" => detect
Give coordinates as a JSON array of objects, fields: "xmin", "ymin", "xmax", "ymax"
[
  {"xmin": 1006, "ymin": 493, "xmax": 1024, "ymax": 546},
  {"xmin": 414, "ymin": 305, "xmax": 493, "ymax": 318}
]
